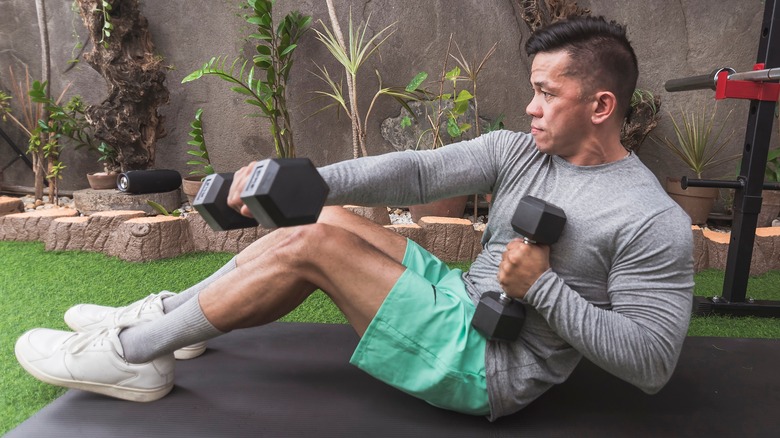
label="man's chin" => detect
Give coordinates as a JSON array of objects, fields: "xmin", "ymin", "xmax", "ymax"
[{"xmin": 534, "ymin": 142, "xmax": 553, "ymax": 155}]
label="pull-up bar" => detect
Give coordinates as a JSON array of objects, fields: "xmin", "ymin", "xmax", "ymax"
[{"xmin": 664, "ymin": 0, "xmax": 780, "ymax": 317}]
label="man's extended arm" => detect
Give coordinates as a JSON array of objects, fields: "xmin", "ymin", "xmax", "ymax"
[{"xmin": 319, "ymin": 134, "xmax": 502, "ymax": 207}]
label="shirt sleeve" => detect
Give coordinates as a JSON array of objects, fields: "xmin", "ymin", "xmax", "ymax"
[
  {"xmin": 523, "ymin": 207, "xmax": 695, "ymax": 393},
  {"xmin": 318, "ymin": 131, "xmax": 508, "ymax": 207}
]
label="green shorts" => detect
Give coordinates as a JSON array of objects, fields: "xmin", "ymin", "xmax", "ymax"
[{"xmin": 349, "ymin": 239, "xmax": 490, "ymax": 416}]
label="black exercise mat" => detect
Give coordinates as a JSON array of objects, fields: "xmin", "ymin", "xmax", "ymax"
[{"xmin": 6, "ymin": 323, "xmax": 780, "ymax": 437}]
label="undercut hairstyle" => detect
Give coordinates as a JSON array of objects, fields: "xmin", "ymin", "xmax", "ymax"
[{"xmin": 525, "ymin": 16, "xmax": 639, "ymax": 120}]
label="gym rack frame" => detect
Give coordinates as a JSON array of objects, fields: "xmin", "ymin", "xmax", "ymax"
[{"xmin": 665, "ymin": 0, "xmax": 780, "ymax": 317}]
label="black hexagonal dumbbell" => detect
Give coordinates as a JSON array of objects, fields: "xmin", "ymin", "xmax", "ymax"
[
  {"xmin": 471, "ymin": 196, "xmax": 567, "ymax": 342},
  {"xmin": 192, "ymin": 173, "xmax": 260, "ymax": 231},
  {"xmin": 240, "ymin": 158, "xmax": 330, "ymax": 228},
  {"xmin": 192, "ymin": 158, "xmax": 329, "ymax": 231}
]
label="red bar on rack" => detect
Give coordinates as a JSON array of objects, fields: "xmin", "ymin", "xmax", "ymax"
[{"xmin": 715, "ymin": 68, "xmax": 780, "ymax": 101}]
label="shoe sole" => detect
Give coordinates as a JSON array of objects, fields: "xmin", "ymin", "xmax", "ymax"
[
  {"xmin": 173, "ymin": 342, "xmax": 207, "ymax": 360},
  {"xmin": 15, "ymin": 344, "xmax": 173, "ymax": 403}
]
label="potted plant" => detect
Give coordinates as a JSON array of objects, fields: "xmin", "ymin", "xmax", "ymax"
[
  {"xmin": 654, "ymin": 104, "xmax": 737, "ymax": 225},
  {"xmin": 86, "ymin": 141, "xmax": 120, "ymax": 189},
  {"xmin": 182, "ymin": 108, "xmax": 214, "ymax": 203}
]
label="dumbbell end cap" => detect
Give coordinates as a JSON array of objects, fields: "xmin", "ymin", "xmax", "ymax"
[
  {"xmin": 194, "ymin": 173, "xmax": 259, "ymax": 231},
  {"xmin": 512, "ymin": 196, "xmax": 567, "ymax": 245},
  {"xmin": 471, "ymin": 291, "xmax": 526, "ymax": 342}
]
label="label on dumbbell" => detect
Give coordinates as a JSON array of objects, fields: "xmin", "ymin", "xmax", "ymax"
[
  {"xmin": 243, "ymin": 160, "xmax": 269, "ymax": 194},
  {"xmin": 194, "ymin": 174, "xmax": 215, "ymax": 206},
  {"xmin": 241, "ymin": 159, "xmax": 276, "ymax": 228}
]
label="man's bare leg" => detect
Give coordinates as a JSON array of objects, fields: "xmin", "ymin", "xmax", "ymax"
[
  {"xmin": 203, "ymin": 207, "xmax": 409, "ymax": 335},
  {"xmin": 119, "ymin": 206, "xmax": 411, "ymax": 362},
  {"xmin": 162, "ymin": 206, "xmax": 406, "ymax": 312}
]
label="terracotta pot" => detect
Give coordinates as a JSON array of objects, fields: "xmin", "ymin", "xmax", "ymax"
[
  {"xmin": 666, "ymin": 177, "xmax": 718, "ymax": 225},
  {"xmin": 182, "ymin": 176, "xmax": 204, "ymax": 204},
  {"xmin": 86, "ymin": 172, "xmax": 118, "ymax": 190},
  {"xmin": 758, "ymin": 189, "xmax": 780, "ymax": 227},
  {"xmin": 409, "ymin": 195, "xmax": 469, "ymax": 223}
]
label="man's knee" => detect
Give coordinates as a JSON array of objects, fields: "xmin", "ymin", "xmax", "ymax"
[
  {"xmin": 281, "ymin": 223, "xmax": 352, "ymax": 260},
  {"xmin": 317, "ymin": 206, "xmax": 352, "ymax": 224}
]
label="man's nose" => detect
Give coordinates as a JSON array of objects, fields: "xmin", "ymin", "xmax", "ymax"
[{"xmin": 526, "ymin": 97, "xmax": 540, "ymax": 118}]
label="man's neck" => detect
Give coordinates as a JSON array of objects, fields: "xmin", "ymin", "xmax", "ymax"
[{"xmin": 562, "ymin": 138, "xmax": 629, "ymax": 166}]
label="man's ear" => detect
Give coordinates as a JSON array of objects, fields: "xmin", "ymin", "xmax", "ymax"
[{"xmin": 591, "ymin": 91, "xmax": 617, "ymax": 125}]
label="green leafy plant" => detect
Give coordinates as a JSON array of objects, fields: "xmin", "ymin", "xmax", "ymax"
[
  {"xmin": 186, "ymin": 108, "xmax": 214, "ymax": 178},
  {"xmin": 311, "ymin": 9, "xmax": 403, "ymax": 158},
  {"xmin": 653, "ymin": 104, "xmax": 737, "ymax": 179},
  {"xmin": 28, "ymin": 80, "xmax": 119, "ymax": 174},
  {"xmin": 146, "ymin": 200, "xmax": 181, "ymax": 217},
  {"xmin": 0, "ymin": 67, "xmax": 48, "ymax": 200},
  {"xmin": 401, "ymin": 37, "xmax": 501, "ymax": 150},
  {"xmin": 182, "ymin": 0, "xmax": 311, "ymax": 158},
  {"xmin": 95, "ymin": 0, "xmax": 113, "ymax": 48}
]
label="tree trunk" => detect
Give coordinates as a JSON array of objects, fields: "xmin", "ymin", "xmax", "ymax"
[
  {"xmin": 75, "ymin": 0, "xmax": 169, "ymax": 171},
  {"xmin": 34, "ymin": 0, "xmax": 50, "ymax": 201},
  {"xmin": 325, "ymin": 0, "xmax": 363, "ymax": 158}
]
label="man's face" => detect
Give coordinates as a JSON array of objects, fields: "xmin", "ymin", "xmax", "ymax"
[{"xmin": 526, "ymin": 51, "xmax": 594, "ymax": 158}]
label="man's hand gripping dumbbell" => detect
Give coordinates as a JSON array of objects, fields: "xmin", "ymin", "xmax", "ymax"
[
  {"xmin": 471, "ymin": 196, "xmax": 566, "ymax": 342},
  {"xmin": 192, "ymin": 158, "xmax": 330, "ymax": 231}
]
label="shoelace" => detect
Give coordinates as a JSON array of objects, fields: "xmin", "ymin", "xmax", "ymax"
[
  {"xmin": 114, "ymin": 293, "xmax": 165, "ymax": 323},
  {"xmin": 66, "ymin": 328, "xmax": 116, "ymax": 355}
]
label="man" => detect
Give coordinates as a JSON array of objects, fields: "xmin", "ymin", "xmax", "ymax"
[{"xmin": 15, "ymin": 16, "xmax": 693, "ymax": 421}]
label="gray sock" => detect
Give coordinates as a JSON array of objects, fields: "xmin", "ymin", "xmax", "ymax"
[
  {"xmin": 119, "ymin": 297, "xmax": 224, "ymax": 363},
  {"xmin": 162, "ymin": 256, "xmax": 237, "ymax": 313}
]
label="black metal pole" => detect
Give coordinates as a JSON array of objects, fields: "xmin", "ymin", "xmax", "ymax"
[
  {"xmin": 0, "ymin": 125, "xmax": 33, "ymax": 169},
  {"xmin": 722, "ymin": 0, "xmax": 780, "ymax": 303}
]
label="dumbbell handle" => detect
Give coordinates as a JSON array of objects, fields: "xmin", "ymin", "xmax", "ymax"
[{"xmin": 497, "ymin": 292, "xmax": 513, "ymax": 305}]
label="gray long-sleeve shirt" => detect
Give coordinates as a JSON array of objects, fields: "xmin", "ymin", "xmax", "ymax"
[{"xmin": 320, "ymin": 130, "xmax": 694, "ymax": 420}]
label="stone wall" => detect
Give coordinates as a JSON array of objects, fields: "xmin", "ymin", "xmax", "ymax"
[{"xmin": 0, "ymin": 0, "xmax": 767, "ymax": 199}]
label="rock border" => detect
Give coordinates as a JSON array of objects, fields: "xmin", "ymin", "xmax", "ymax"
[{"xmin": 0, "ymin": 202, "xmax": 778, "ymax": 274}]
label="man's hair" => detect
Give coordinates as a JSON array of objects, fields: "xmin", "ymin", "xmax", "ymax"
[{"xmin": 525, "ymin": 16, "xmax": 638, "ymax": 120}]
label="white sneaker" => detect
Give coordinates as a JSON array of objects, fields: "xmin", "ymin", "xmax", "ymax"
[
  {"xmin": 64, "ymin": 292, "xmax": 207, "ymax": 360},
  {"xmin": 15, "ymin": 327, "xmax": 175, "ymax": 402}
]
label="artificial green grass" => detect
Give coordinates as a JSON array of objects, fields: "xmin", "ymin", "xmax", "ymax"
[
  {"xmin": 1, "ymin": 241, "xmax": 779, "ymax": 434},
  {"xmin": 688, "ymin": 269, "xmax": 780, "ymax": 338},
  {"xmin": 0, "ymin": 241, "xmax": 345, "ymax": 435}
]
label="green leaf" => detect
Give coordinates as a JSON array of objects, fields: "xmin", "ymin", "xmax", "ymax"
[
  {"xmin": 400, "ymin": 116, "xmax": 412, "ymax": 129},
  {"xmin": 453, "ymin": 99, "xmax": 469, "ymax": 115},
  {"xmin": 256, "ymin": 44, "xmax": 271, "ymax": 56},
  {"xmin": 249, "ymin": 32, "xmax": 273, "ymax": 41},
  {"xmin": 299, "ymin": 15, "xmax": 313, "ymax": 30},
  {"xmin": 454, "ymin": 89, "xmax": 474, "ymax": 103},
  {"xmin": 447, "ymin": 117, "xmax": 461, "ymax": 137},
  {"xmin": 146, "ymin": 200, "xmax": 170, "ymax": 216},
  {"xmin": 181, "ymin": 69, "xmax": 204, "ymax": 83},
  {"xmin": 279, "ymin": 44, "xmax": 297, "ymax": 57},
  {"xmin": 445, "ymin": 67, "xmax": 461, "ymax": 81},
  {"xmin": 246, "ymin": 16, "xmax": 264, "ymax": 25},
  {"xmin": 405, "ymin": 72, "xmax": 428, "ymax": 92}
]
